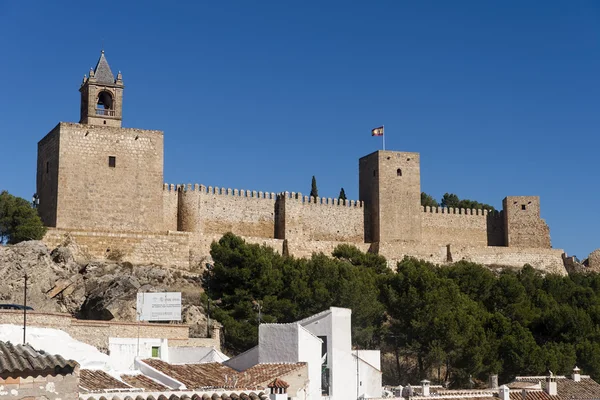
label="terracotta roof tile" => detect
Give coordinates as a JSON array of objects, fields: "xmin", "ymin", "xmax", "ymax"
[
  {"xmin": 510, "ymin": 390, "xmax": 560, "ymax": 400},
  {"xmin": 82, "ymin": 393, "xmax": 268, "ymax": 400},
  {"xmin": 120, "ymin": 374, "xmax": 170, "ymax": 391},
  {"xmin": 80, "ymin": 369, "xmax": 132, "ymax": 393},
  {"xmin": 237, "ymin": 363, "xmax": 305, "ymax": 387},
  {"xmin": 513, "ymin": 376, "xmax": 600, "ymax": 400},
  {"xmin": 141, "ymin": 359, "xmax": 305, "ymax": 390},
  {"xmin": 267, "ymin": 378, "xmax": 289, "ymax": 389},
  {"xmin": 0, "ymin": 341, "xmax": 77, "ymax": 376}
]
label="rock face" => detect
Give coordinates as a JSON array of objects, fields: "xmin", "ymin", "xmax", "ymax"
[{"xmin": 0, "ymin": 241, "xmax": 212, "ymax": 336}]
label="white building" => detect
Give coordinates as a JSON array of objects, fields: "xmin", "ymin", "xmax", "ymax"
[{"xmin": 225, "ymin": 307, "xmax": 383, "ymax": 400}]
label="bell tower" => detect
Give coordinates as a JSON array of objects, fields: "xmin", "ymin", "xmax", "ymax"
[{"xmin": 80, "ymin": 50, "xmax": 124, "ymax": 127}]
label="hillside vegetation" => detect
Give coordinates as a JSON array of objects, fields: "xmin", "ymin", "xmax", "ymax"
[{"xmin": 206, "ymin": 233, "xmax": 600, "ymax": 386}]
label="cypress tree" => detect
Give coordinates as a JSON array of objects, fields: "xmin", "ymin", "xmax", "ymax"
[
  {"xmin": 338, "ymin": 188, "xmax": 347, "ymax": 204},
  {"xmin": 310, "ymin": 176, "xmax": 318, "ymax": 199}
]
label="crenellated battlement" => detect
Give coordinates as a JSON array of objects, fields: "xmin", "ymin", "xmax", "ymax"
[
  {"xmin": 163, "ymin": 183, "xmax": 277, "ymax": 200},
  {"xmin": 277, "ymin": 192, "xmax": 364, "ymax": 208},
  {"xmin": 422, "ymin": 206, "xmax": 501, "ymax": 216}
]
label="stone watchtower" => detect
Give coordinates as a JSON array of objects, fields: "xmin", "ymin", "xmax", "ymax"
[
  {"xmin": 359, "ymin": 150, "xmax": 422, "ymax": 243},
  {"xmin": 79, "ymin": 50, "xmax": 124, "ymax": 127},
  {"xmin": 36, "ymin": 51, "xmax": 165, "ymax": 233}
]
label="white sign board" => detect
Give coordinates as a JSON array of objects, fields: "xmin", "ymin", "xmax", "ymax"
[{"xmin": 136, "ymin": 292, "xmax": 182, "ymax": 321}]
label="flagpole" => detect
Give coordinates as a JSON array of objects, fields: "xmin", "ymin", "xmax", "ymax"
[{"xmin": 383, "ymin": 125, "xmax": 385, "ymax": 151}]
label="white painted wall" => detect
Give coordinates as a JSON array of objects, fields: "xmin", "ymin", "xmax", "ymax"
[
  {"xmin": 108, "ymin": 337, "xmax": 168, "ymax": 370},
  {"xmin": 357, "ymin": 350, "xmax": 381, "ymax": 370},
  {"xmin": 223, "ymin": 346, "xmax": 259, "ymax": 371},
  {"xmin": 359, "ymin": 358, "xmax": 383, "ymax": 398},
  {"xmin": 168, "ymin": 347, "xmax": 229, "ymax": 364},
  {"xmin": 258, "ymin": 324, "xmax": 299, "ymax": 363},
  {"xmin": 297, "ymin": 325, "xmax": 323, "ymax": 400}
]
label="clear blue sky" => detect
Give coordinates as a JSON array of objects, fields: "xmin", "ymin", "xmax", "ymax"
[{"xmin": 1, "ymin": 1, "xmax": 598, "ymax": 259}]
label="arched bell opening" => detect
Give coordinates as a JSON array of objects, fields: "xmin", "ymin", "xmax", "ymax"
[{"xmin": 96, "ymin": 91, "xmax": 115, "ymax": 116}]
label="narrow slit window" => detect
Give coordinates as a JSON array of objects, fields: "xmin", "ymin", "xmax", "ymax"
[
  {"xmin": 108, "ymin": 156, "xmax": 116, "ymax": 168},
  {"xmin": 521, "ymin": 204, "xmax": 526, "ymax": 210},
  {"xmin": 46, "ymin": 161, "xmax": 49, "ymax": 173},
  {"xmin": 397, "ymin": 168, "xmax": 402, "ymax": 176}
]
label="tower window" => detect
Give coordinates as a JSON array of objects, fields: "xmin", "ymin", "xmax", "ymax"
[
  {"xmin": 397, "ymin": 168, "xmax": 402, "ymax": 176},
  {"xmin": 108, "ymin": 156, "xmax": 116, "ymax": 168},
  {"xmin": 46, "ymin": 161, "xmax": 49, "ymax": 173},
  {"xmin": 521, "ymin": 204, "xmax": 526, "ymax": 210},
  {"xmin": 373, "ymin": 170, "xmax": 378, "ymax": 177}
]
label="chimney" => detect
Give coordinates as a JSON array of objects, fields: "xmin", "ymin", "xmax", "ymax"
[
  {"xmin": 545, "ymin": 373, "xmax": 557, "ymax": 396},
  {"xmin": 522, "ymin": 389, "xmax": 528, "ymax": 400},
  {"xmin": 499, "ymin": 385, "xmax": 510, "ymax": 400},
  {"xmin": 489, "ymin": 375, "xmax": 499, "ymax": 389},
  {"xmin": 268, "ymin": 378, "xmax": 289, "ymax": 400},
  {"xmin": 572, "ymin": 366, "xmax": 581, "ymax": 382},
  {"xmin": 421, "ymin": 380, "xmax": 430, "ymax": 397}
]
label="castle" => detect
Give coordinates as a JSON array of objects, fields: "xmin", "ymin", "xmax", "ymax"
[{"xmin": 38, "ymin": 52, "xmax": 567, "ymax": 274}]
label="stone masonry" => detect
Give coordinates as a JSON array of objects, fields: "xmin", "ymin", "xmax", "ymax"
[{"xmin": 37, "ymin": 51, "xmax": 567, "ymax": 274}]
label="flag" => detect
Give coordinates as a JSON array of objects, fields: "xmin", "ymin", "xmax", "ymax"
[{"xmin": 371, "ymin": 126, "xmax": 384, "ymax": 136}]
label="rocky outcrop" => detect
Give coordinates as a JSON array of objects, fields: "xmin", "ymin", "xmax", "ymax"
[{"xmin": 0, "ymin": 241, "xmax": 213, "ymax": 337}]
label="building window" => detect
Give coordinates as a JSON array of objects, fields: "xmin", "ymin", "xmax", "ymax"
[
  {"xmin": 397, "ymin": 168, "xmax": 402, "ymax": 176},
  {"xmin": 46, "ymin": 161, "xmax": 49, "ymax": 173},
  {"xmin": 151, "ymin": 346, "xmax": 160, "ymax": 358},
  {"xmin": 108, "ymin": 156, "xmax": 116, "ymax": 168},
  {"xmin": 373, "ymin": 170, "xmax": 378, "ymax": 177},
  {"xmin": 521, "ymin": 204, "xmax": 526, "ymax": 210}
]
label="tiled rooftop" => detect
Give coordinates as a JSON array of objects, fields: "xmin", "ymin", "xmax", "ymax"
[
  {"xmin": 80, "ymin": 392, "xmax": 269, "ymax": 400},
  {"xmin": 509, "ymin": 390, "xmax": 560, "ymax": 400},
  {"xmin": 120, "ymin": 374, "xmax": 170, "ymax": 392},
  {"xmin": 0, "ymin": 340, "xmax": 77, "ymax": 376},
  {"xmin": 80, "ymin": 369, "xmax": 132, "ymax": 393},
  {"xmin": 141, "ymin": 359, "xmax": 305, "ymax": 390},
  {"xmin": 512, "ymin": 376, "xmax": 600, "ymax": 400}
]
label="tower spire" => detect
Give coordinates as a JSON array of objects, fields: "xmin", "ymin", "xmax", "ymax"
[{"xmin": 79, "ymin": 51, "xmax": 124, "ymax": 127}]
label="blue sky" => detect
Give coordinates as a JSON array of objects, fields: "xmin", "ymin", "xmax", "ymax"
[{"xmin": 1, "ymin": 1, "xmax": 598, "ymax": 258}]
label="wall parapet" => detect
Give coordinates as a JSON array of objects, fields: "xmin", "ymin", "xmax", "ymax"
[
  {"xmin": 277, "ymin": 191, "xmax": 364, "ymax": 208},
  {"xmin": 422, "ymin": 206, "xmax": 500, "ymax": 216},
  {"xmin": 164, "ymin": 183, "xmax": 277, "ymax": 200}
]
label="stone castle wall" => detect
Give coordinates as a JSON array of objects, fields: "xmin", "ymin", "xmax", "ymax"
[
  {"xmin": 275, "ymin": 192, "xmax": 364, "ymax": 242},
  {"xmin": 43, "ymin": 228, "xmax": 567, "ymax": 275},
  {"xmin": 193, "ymin": 185, "xmax": 276, "ymax": 238},
  {"xmin": 421, "ymin": 206, "xmax": 491, "ymax": 247},
  {"xmin": 44, "ymin": 228, "xmax": 191, "ymax": 269}
]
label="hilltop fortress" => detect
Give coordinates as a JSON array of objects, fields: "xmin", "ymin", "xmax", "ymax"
[{"xmin": 38, "ymin": 52, "xmax": 567, "ymax": 274}]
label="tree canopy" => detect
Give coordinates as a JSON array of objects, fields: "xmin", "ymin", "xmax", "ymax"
[
  {"xmin": 0, "ymin": 191, "xmax": 47, "ymax": 244},
  {"xmin": 206, "ymin": 234, "xmax": 600, "ymax": 387},
  {"xmin": 421, "ymin": 192, "xmax": 495, "ymax": 211}
]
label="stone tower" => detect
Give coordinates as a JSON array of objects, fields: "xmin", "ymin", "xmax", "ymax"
[
  {"xmin": 359, "ymin": 150, "xmax": 422, "ymax": 243},
  {"xmin": 36, "ymin": 52, "xmax": 165, "ymax": 232},
  {"xmin": 503, "ymin": 196, "xmax": 551, "ymax": 248},
  {"xmin": 79, "ymin": 51, "xmax": 124, "ymax": 127}
]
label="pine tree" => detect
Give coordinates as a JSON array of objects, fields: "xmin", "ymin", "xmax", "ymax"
[
  {"xmin": 338, "ymin": 188, "xmax": 347, "ymax": 204},
  {"xmin": 310, "ymin": 176, "xmax": 318, "ymax": 199}
]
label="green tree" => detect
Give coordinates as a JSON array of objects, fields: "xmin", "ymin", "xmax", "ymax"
[
  {"xmin": 421, "ymin": 192, "xmax": 440, "ymax": 208},
  {"xmin": 441, "ymin": 193, "xmax": 495, "ymax": 212},
  {"xmin": 205, "ymin": 234, "xmax": 386, "ymax": 354},
  {"xmin": 310, "ymin": 176, "xmax": 318, "ymax": 199},
  {"xmin": 338, "ymin": 188, "xmax": 347, "ymax": 203},
  {"xmin": 441, "ymin": 193, "xmax": 460, "ymax": 208},
  {"xmin": 0, "ymin": 191, "xmax": 47, "ymax": 244}
]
